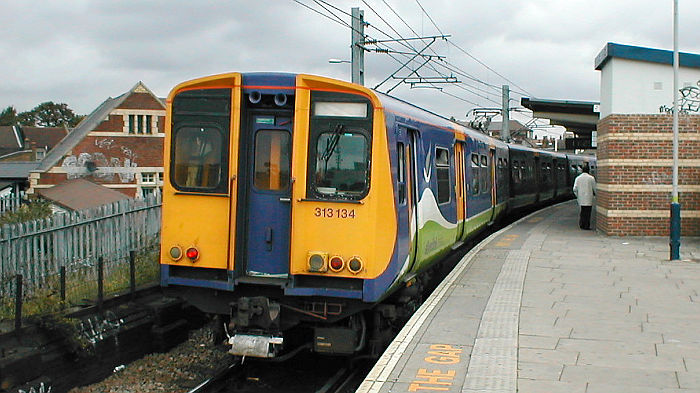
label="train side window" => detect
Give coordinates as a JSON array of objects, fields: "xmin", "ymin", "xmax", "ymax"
[
  {"xmin": 435, "ymin": 147, "xmax": 450, "ymax": 204},
  {"xmin": 172, "ymin": 125, "xmax": 225, "ymax": 190},
  {"xmin": 397, "ymin": 142, "xmax": 406, "ymax": 204},
  {"xmin": 480, "ymin": 154, "xmax": 489, "ymax": 194},
  {"xmin": 253, "ymin": 130, "xmax": 291, "ymax": 191},
  {"xmin": 471, "ymin": 153, "xmax": 480, "ymax": 195}
]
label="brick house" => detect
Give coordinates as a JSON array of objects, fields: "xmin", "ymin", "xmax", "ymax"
[
  {"xmin": 27, "ymin": 82, "xmax": 166, "ymax": 199},
  {"xmin": 595, "ymin": 43, "xmax": 700, "ymax": 236},
  {"xmin": 0, "ymin": 126, "xmax": 69, "ymax": 163}
]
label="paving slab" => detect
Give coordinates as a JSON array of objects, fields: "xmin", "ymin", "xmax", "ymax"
[{"xmin": 358, "ymin": 201, "xmax": 700, "ymax": 393}]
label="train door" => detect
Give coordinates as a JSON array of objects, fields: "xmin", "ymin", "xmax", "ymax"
[
  {"xmin": 488, "ymin": 147, "xmax": 496, "ymax": 223},
  {"xmin": 455, "ymin": 142, "xmax": 466, "ymax": 239},
  {"xmin": 534, "ymin": 155, "xmax": 541, "ymax": 203},
  {"xmin": 405, "ymin": 128, "xmax": 420, "ymax": 272},
  {"xmin": 241, "ymin": 114, "xmax": 293, "ymax": 277}
]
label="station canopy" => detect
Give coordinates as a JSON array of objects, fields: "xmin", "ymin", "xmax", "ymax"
[{"xmin": 520, "ymin": 98, "xmax": 600, "ymax": 139}]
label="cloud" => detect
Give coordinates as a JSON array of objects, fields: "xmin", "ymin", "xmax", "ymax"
[{"xmin": 0, "ymin": 0, "xmax": 699, "ymax": 120}]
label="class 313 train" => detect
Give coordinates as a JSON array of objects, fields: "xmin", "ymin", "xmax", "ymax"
[{"xmin": 159, "ymin": 72, "xmax": 595, "ymax": 358}]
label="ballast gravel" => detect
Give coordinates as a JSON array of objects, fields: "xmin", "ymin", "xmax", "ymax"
[{"xmin": 68, "ymin": 326, "xmax": 232, "ymax": 393}]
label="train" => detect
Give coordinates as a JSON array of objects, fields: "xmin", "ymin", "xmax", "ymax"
[{"xmin": 159, "ymin": 72, "xmax": 595, "ymax": 358}]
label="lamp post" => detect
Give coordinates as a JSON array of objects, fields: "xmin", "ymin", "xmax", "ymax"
[
  {"xmin": 328, "ymin": 59, "xmax": 353, "ymax": 84},
  {"xmin": 670, "ymin": 0, "xmax": 681, "ymax": 260}
]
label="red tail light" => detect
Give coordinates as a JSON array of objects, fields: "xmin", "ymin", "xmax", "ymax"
[
  {"xmin": 329, "ymin": 256, "xmax": 344, "ymax": 272},
  {"xmin": 186, "ymin": 247, "xmax": 199, "ymax": 261}
]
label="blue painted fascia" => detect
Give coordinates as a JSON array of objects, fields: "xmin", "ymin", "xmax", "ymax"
[{"xmin": 595, "ymin": 42, "xmax": 700, "ymax": 70}]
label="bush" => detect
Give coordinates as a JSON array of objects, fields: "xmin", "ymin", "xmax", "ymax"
[{"xmin": 0, "ymin": 199, "xmax": 52, "ymax": 226}]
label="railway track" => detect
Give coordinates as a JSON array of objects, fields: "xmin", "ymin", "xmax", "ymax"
[
  {"xmin": 187, "ymin": 360, "xmax": 244, "ymax": 393},
  {"xmin": 186, "ymin": 354, "xmax": 372, "ymax": 393}
]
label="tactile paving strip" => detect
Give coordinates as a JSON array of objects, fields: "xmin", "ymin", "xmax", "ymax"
[{"xmin": 462, "ymin": 249, "xmax": 531, "ymax": 392}]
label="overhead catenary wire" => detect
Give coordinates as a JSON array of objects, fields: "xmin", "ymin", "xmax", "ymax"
[
  {"xmin": 414, "ymin": 0, "xmax": 445, "ymax": 36},
  {"xmin": 313, "ymin": 0, "xmax": 354, "ymax": 29},
  {"xmin": 293, "ymin": 0, "xmax": 534, "ymax": 116},
  {"xmin": 362, "ymin": 1, "xmax": 524, "ymax": 105},
  {"xmin": 410, "ymin": 0, "xmax": 533, "ymax": 97}
]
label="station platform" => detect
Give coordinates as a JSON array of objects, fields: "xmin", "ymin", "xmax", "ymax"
[{"xmin": 358, "ymin": 200, "xmax": 700, "ymax": 393}]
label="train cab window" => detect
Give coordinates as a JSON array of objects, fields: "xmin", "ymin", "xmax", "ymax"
[
  {"xmin": 313, "ymin": 131, "xmax": 369, "ymax": 197},
  {"xmin": 471, "ymin": 153, "xmax": 480, "ymax": 195},
  {"xmin": 397, "ymin": 143, "xmax": 406, "ymax": 204},
  {"xmin": 253, "ymin": 130, "xmax": 291, "ymax": 191},
  {"xmin": 172, "ymin": 125, "xmax": 225, "ymax": 190},
  {"xmin": 435, "ymin": 147, "xmax": 450, "ymax": 204},
  {"xmin": 308, "ymin": 91, "xmax": 372, "ymax": 200}
]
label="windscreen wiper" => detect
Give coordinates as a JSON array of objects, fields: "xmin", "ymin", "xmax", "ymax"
[{"xmin": 320, "ymin": 124, "xmax": 345, "ymax": 163}]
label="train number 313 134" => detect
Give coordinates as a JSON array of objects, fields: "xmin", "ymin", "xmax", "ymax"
[{"xmin": 314, "ymin": 207, "xmax": 356, "ymax": 219}]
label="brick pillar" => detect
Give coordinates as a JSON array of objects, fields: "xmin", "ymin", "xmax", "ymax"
[{"xmin": 596, "ymin": 114, "xmax": 700, "ymax": 236}]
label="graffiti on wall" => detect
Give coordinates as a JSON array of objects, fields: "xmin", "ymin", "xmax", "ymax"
[
  {"xmin": 660, "ymin": 80, "xmax": 700, "ymax": 114},
  {"xmin": 61, "ymin": 138, "xmax": 138, "ymax": 183}
]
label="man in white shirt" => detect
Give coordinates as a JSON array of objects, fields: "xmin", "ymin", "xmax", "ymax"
[{"xmin": 573, "ymin": 165, "xmax": 596, "ymax": 230}]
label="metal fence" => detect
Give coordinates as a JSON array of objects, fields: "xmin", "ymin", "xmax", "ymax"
[
  {"xmin": 0, "ymin": 191, "xmax": 26, "ymax": 214},
  {"xmin": 0, "ymin": 195, "xmax": 162, "ymax": 321}
]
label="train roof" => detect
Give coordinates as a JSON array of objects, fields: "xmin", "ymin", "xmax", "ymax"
[{"xmin": 373, "ymin": 90, "xmax": 508, "ymax": 149}]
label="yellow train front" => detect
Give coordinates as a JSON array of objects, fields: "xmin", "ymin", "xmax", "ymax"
[{"xmin": 160, "ymin": 73, "xmax": 401, "ymax": 357}]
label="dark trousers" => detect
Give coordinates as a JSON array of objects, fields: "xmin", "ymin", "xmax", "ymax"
[{"xmin": 579, "ymin": 206, "xmax": 592, "ymax": 229}]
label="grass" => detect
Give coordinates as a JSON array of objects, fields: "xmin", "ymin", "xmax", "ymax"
[{"xmin": 0, "ymin": 246, "xmax": 160, "ymax": 323}]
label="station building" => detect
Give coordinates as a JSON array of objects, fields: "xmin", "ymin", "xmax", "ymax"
[{"xmin": 595, "ymin": 43, "xmax": 700, "ymax": 236}]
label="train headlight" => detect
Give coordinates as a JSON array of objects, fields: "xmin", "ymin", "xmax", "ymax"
[
  {"xmin": 348, "ymin": 257, "xmax": 363, "ymax": 274},
  {"xmin": 307, "ymin": 252, "xmax": 328, "ymax": 272},
  {"xmin": 186, "ymin": 247, "xmax": 200, "ymax": 262},
  {"xmin": 329, "ymin": 256, "xmax": 344, "ymax": 272},
  {"xmin": 169, "ymin": 246, "xmax": 183, "ymax": 261}
]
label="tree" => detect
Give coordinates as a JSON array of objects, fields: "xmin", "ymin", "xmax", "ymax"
[
  {"xmin": 0, "ymin": 106, "xmax": 17, "ymax": 126},
  {"xmin": 17, "ymin": 110, "xmax": 36, "ymax": 126},
  {"xmin": 27, "ymin": 101, "xmax": 81, "ymax": 127}
]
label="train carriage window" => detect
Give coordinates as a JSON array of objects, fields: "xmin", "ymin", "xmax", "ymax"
[
  {"xmin": 471, "ymin": 153, "xmax": 480, "ymax": 195},
  {"xmin": 435, "ymin": 147, "xmax": 450, "ymax": 204},
  {"xmin": 253, "ymin": 130, "xmax": 291, "ymax": 191},
  {"xmin": 480, "ymin": 154, "xmax": 490, "ymax": 194},
  {"xmin": 397, "ymin": 142, "xmax": 406, "ymax": 204},
  {"xmin": 172, "ymin": 125, "xmax": 224, "ymax": 190}
]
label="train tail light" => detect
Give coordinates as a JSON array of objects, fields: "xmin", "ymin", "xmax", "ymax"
[
  {"xmin": 329, "ymin": 256, "xmax": 344, "ymax": 272},
  {"xmin": 169, "ymin": 246, "xmax": 183, "ymax": 261},
  {"xmin": 347, "ymin": 257, "xmax": 363, "ymax": 274},
  {"xmin": 307, "ymin": 252, "xmax": 328, "ymax": 272},
  {"xmin": 186, "ymin": 247, "xmax": 200, "ymax": 262}
]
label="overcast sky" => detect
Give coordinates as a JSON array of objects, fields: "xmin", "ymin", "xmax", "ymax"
[{"xmin": 2, "ymin": 0, "xmax": 699, "ymax": 132}]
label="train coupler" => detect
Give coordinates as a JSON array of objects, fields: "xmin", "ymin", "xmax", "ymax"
[{"xmin": 228, "ymin": 334, "xmax": 284, "ymax": 358}]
